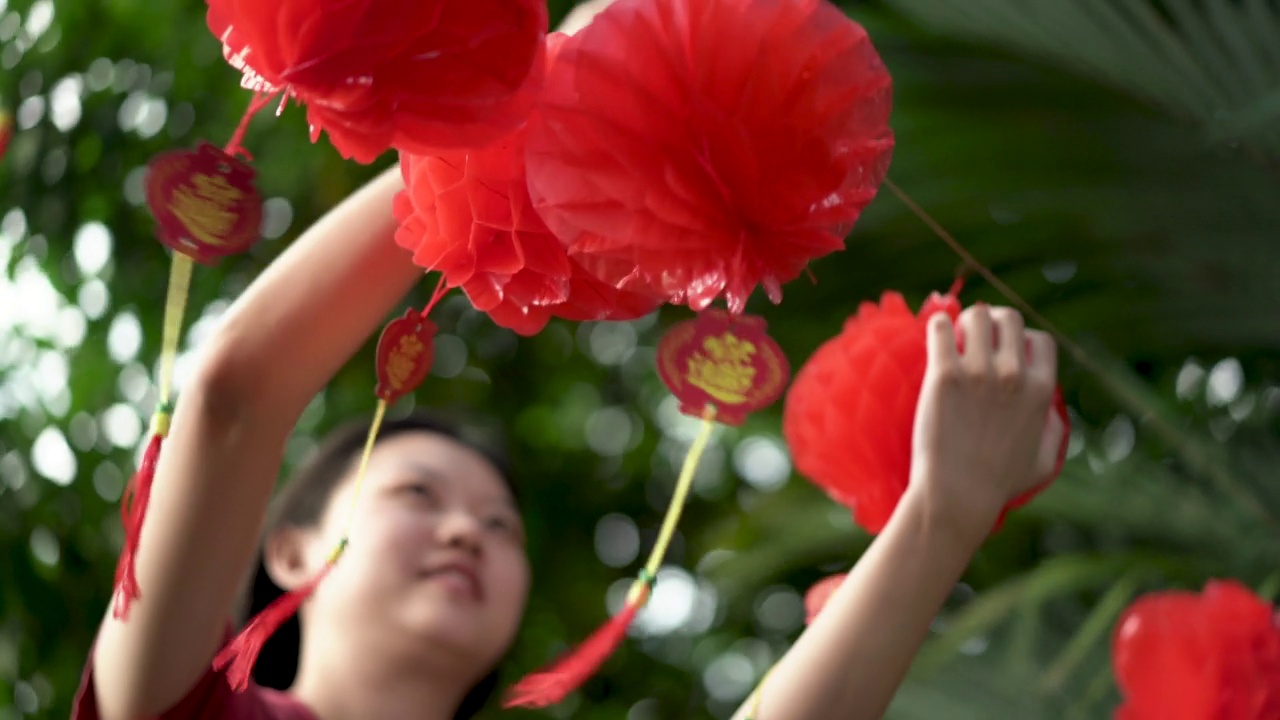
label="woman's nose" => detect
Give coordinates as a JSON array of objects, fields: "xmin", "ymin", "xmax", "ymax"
[{"xmin": 436, "ymin": 510, "xmax": 483, "ymax": 554}]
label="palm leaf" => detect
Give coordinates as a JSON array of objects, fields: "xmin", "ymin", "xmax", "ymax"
[{"xmin": 881, "ymin": 0, "xmax": 1280, "ymax": 163}]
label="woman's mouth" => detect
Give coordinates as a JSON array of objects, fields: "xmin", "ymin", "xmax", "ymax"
[{"xmin": 421, "ymin": 563, "xmax": 484, "ymax": 602}]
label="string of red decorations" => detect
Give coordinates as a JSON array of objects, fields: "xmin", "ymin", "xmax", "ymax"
[
  {"xmin": 499, "ymin": 0, "xmax": 893, "ymax": 704},
  {"xmin": 782, "ymin": 284, "xmax": 1071, "ymax": 536},
  {"xmin": 115, "ymin": 0, "xmax": 550, "ymax": 648}
]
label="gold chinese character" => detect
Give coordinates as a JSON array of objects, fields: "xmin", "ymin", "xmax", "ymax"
[
  {"xmin": 396, "ymin": 335, "xmax": 425, "ymax": 358},
  {"xmin": 687, "ymin": 332, "xmax": 758, "ymax": 404},
  {"xmin": 170, "ymin": 172, "xmax": 243, "ymax": 248},
  {"xmin": 386, "ymin": 353, "xmax": 416, "ymax": 390}
]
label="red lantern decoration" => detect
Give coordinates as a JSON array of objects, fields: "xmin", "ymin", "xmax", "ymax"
[
  {"xmin": 782, "ymin": 290, "xmax": 1070, "ymax": 535},
  {"xmin": 207, "ymin": 0, "xmax": 549, "ymax": 163},
  {"xmin": 804, "ymin": 573, "xmax": 847, "ymax": 624},
  {"xmin": 394, "ymin": 38, "xmax": 663, "ymax": 335},
  {"xmin": 523, "ymin": 0, "xmax": 894, "ymax": 313},
  {"xmin": 146, "ymin": 143, "xmax": 264, "ymax": 264},
  {"xmin": 1112, "ymin": 580, "xmax": 1280, "ymax": 720}
]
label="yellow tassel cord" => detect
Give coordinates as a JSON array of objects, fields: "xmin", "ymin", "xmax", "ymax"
[
  {"xmin": 154, "ymin": 255, "xmax": 194, "ymax": 431},
  {"xmin": 626, "ymin": 405, "xmax": 719, "ymax": 605},
  {"xmin": 743, "ymin": 666, "xmax": 776, "ymax": 720},
  {"xmin": 325, "ymin": 397, "xmax": 389, "ymax": 565}
]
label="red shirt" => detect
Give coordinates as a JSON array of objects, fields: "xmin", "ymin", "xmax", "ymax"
[{"xmin": 73, "ymin": 632, "xmax": 316, "ymax": 720}]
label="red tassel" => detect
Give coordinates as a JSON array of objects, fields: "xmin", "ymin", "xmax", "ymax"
[
  {"xmin": 111, "ymin": 433, "xmax": 164, "ymax": 620},
  {"xmin": 504, "ymin": 594, "xmax": 646, "ymax": 708},
  {"xmin": 214, "ymin": 561, "xmax": 335, "ymax": 692}
]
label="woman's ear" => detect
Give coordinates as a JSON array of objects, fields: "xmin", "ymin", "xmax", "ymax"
[{"xmin": 262, "ymin": 526, "xmax": 320, "ymax": 591}]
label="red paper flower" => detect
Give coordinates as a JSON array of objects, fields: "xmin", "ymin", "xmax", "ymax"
[
  {"xmin": 394, "ymin": 43, "xmax": 663, "ymax": 335},
  {"xmin": 1113, "ymin": 580, "xmax": 1280, "ymax": 720},
  {"xmin": 804, "ymin": 573, "xmax": 847, "ymax": 624},
  {"xmin": 523, "ymin": 0, "xmax": 894, "ymax": 313},
  {"xmin": 207, "ymin": 0, "xmax": 548, "ymax": 163},
  {"xmin": 781, "ymin": 291, "xmax": 1070, "ymax": 534}
]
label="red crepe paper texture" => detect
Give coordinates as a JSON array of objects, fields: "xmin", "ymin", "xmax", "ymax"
[
  {"xmin": 804, "ymin": 573, "xmax": 847, "ymax": 625},
  {"xmin": 394, "ymin": 39, "xmax": 663, "ymax": 336},
  {"xmin": 523, "ymin": 0, "xmax": 895, "ymax": 313},
  {"xmin": 782, "ymin": 290, "xmax": 1071, "ymax": 535},
  {"xmin": 206, "ymin": 0, "xmax": 549, "ymax": 163},
  {"xmin": 1112, "ymin": 580, "xmax": 1280, "ymax": 720}
]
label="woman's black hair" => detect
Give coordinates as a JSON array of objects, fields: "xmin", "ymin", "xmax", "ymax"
[{"xmin": 236, "ymin": 410, "xmax": 517, "ymax": 719}]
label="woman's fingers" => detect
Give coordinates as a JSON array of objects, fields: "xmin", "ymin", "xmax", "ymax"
[
  {"xmin": 1025, "ymin": 329, "xmax": 1058, "ymax": 391},
  {"xmin": 957, "ymin": 305, "xmax": 994, "ymax": 374},
  {"xmin": 925, "ymin": 312, "xmax": 961, "ymax": 378},
  {"xmin": 990, "ymin": 307, "xmax": 1026, "ymax": 392}
]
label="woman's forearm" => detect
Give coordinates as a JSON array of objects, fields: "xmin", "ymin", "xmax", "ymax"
[
  {"xmin": 208, "ymin": 164, "xmax": 423, "ymax": 425},
  {"xmin": 735, "ymin": 484, "xmax": 992, "ymax": 720}
]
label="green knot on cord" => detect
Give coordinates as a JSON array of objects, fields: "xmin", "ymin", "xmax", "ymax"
[
  {"xmin": 637, "ymin": 568, "xmax": 657, "ymax": 590},
  {"xmin": 327, "ymin": 537, "xmax": 350, "ymax": 565}
]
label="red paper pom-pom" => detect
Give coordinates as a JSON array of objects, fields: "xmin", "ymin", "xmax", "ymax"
[
  {"xmin": 782, "ymin": 291, "xmax": 1070, "ymax": 534},
  {"xmin": 394, "ymin": 39, "xmax": 663, "ymax": 335},
  {"xmin": 804, "ymin": 573, "xmax": 847, "ymax": 625},
  {"xmin": 1112, "ymin": 580, "xmax": 1280, "ymax": 720},
  {"xmin": 524, "ymin": 0, "xmax": 894, "ymax": 313},
  {"xmin": 207, "ymin": 0, "xmax": 548, "ymax": 162}
]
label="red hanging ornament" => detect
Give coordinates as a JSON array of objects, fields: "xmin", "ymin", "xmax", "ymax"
[
  {"xmin": 505, "ymin": 576, "xmax": 653, "ymax": 708},
  {"xmin": 1112, "ymin": 580, "xmax": 1280, "ymax": 720},
  {"xmin": 146, "ymin": 143, "xmax": 265, "ymax": 263},
  {"xmin": 804, "ymin": 573, "xmax": 847, "ymax": 624},
  {"xmin": 656, "ymin": 310, "xmax": 791, "ymax": 426},
  {"xmin": 207, "ymin": 0, "xmax": 549, "ymax": 163},
  {"xmin": 782, "ymin": 289, "xmax": 1070, "ymax": 535},
  {"xmin": 523, "ymin": 0, "xmax": 894, "ymax": 313},
  {"xmin": 215, "ymin": 556, "xmax": 339, "ymax": 691},
  {"xmin": 506, "ymin": 311, "xmax": 791, "ymax": 709},
  {"xmin": 0, "ymin": 108, "xmax": 11, "ymax": 161},
  {"xmin": 394, "ymin": 37, "xmax": 663, "ymax": 335},
  {"xmin": 216, "ymin": 309, "xmax": 442, "ymax": 689},
  {"xmin": 111, "ymin": 144, "xmax": 266, "ymax": 619}
]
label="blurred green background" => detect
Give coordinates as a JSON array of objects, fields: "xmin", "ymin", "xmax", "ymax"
[{"xmin": 2, "ymin": 0, "xmax": 1279, "ymax": 718}]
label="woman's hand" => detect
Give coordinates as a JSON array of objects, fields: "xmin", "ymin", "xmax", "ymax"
[{"xmin": 907, "ymin": 304, "xmax": 1062, "ymax": 542}]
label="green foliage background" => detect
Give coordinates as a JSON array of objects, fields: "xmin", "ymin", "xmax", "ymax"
[{"xmin": 2, "ymin": 0, "xmax": 1278, "ymax": 718}]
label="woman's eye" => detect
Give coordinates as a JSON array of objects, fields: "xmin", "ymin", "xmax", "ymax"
[
  {"xmin": 485, "ymin": 516, "xmax": 523, "ymax": 538},
  {"xmin": 404, "ymin": 483, "xmax": 438, "ymax": 501}
]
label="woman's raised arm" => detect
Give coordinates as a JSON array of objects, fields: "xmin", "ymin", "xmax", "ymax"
[
  {"xmin": 734, "ymin": 306, "xmax": 1062, "ymax": 720},
  {"xmin": 93, "ymin": 165, "xmax": 423, "ymax": 720}
]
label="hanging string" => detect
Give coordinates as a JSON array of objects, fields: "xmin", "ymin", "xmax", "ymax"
[
  {"xmin": 506, "ymin": 405, "xmax": 721, "ymax": 708},
  {"xmin": 217, "ymin": 270, "xmax": 449, "ymax": 688},
  {"xmin": 420, "ymin": 273, "xmax": 450, "ymax": 320},
  {"xmin": 215, "ymin": 384, "xmax": 389, "ymax": 689},
  {"xmin": 641, "ymin": 405, "xmax": 718, "ymax": 590},
  {"xmin": 224, "ymin": 91, "xmax": 278, "ymax": 160},
  {"xmin": 744, "ymin": 666, "xmax": 776, "ymax": 720},
  {"xmin": 883, "ymin": 178, "xmax": 1272, "ymax": 526},
  {"xmin": 111, "ymin": 247, "xmax": 196, "ymax": 618}
]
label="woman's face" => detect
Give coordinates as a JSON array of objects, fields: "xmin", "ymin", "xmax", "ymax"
[{"xmin": 286, "ymin": 431, "xmax": 530, "ymax": 679}]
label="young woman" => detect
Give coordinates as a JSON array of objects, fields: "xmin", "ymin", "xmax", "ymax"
[{"xmin": 76, "ymin": 15, "xmax": 1064, "ymax": 720}]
